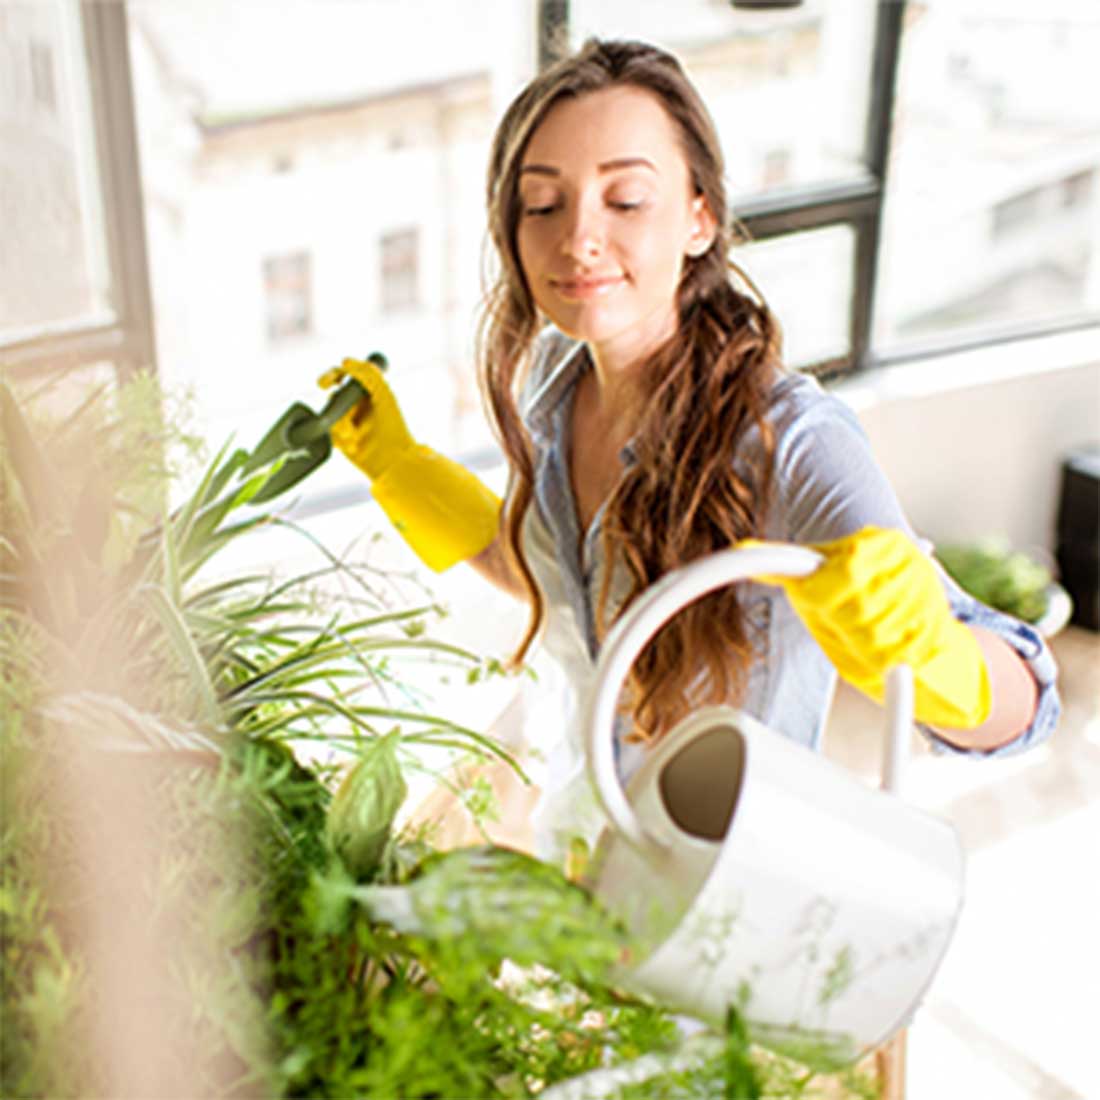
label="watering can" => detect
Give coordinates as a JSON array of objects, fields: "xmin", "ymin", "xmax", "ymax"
[{"xmin": 582, "ymin": 543, "xmax": 964, "ymax": 1066}]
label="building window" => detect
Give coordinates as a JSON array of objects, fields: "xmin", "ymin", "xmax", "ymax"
[
  {"xmin": 1062, "ymin": 169, "xmax": 1094, "ymax": 210},
  {"xmin": 379, "ymin": 228, "xmax": 419, "ymax": 313},
  {"xmin": 991, "ymin": 187, "xmax": 1043, "ymax": 242},
  {"xmin": 761, "ymin": 148, "xmax": 793, "ymax": 190},
  {"xmin": 29, "ymin": 40, "xmax": 56, "ymax": 112},
  {"xmin": 263, "ymin": 251, "xmax": 312, "ymax": 342}
]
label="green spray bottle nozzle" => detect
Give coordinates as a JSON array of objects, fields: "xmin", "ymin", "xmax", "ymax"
[{"xmin": 244, "ymin": 351, "xmax": 388, "ymax": 504}]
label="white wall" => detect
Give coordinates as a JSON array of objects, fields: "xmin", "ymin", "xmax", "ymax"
[{"xmin": 834, "ymin": 329, "xmax": 1100, "ymax": 554}]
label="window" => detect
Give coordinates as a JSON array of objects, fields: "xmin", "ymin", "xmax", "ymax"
[
  {"xmin": 873, "ymin": 2, "xmax": 1100, "ymax": 352},
  {"xmin": 561, "ymin": 0, "xmax": 1100, "ymax": 370},
  {"xmin": 103, "ymin": 0, "xmax": 1094, "ymax": 516},
  {"xmin": 561, "ymin": 0, "xmax": 883, "ymax": 372},
  {"xmin": 737, "ymin": 225, "xmax": 855, "ymax": 369},
  {"xmin": 2, "ymin": 1, "xmax": 155, "ymax": 381},
  {"xmin": 263, "ymin": 252, "xmax": 312, "ymax": 342},
  {"xmin": 379, "ymin": 228, "xmax": 420, "ymax": 313},
  {"xmin": 1062, "ymin": 170, "xmax": 1094, "ymax": 211},
  {"xmin": 761, "ymin": 148, "xmax": 793, "ymax": 190},
  {"xmin": 990, "ymin": 188, "xmax": 1042, "ymax": 242},
  {"xmin": 568, "ymin": 0, "xmax": 876, "ymax": 202},
  {"xmin": 126, "ymin": 0, "xmax": 532, "ymax": 463}
]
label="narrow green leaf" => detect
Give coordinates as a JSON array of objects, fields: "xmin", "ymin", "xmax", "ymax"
[
  {"xmin": 168, "ymin": 439, "xmax": 238, "ymax": 550},
  {"xmin": 141, "ymin": 583, "xmax": 222, "ymax": 730},
  {"xmin": 0, "ymin": 381, "xmax": 63, "ymax": 530},
  {"xmin": 183, "ymin": 574, "xmax": 274, "ymax": 609},
  {"xmin": 160, "ymin": 516, "xmax": 181, "ymax": 605},
  {"xmin": 203, "ymin": 443, "xmax": 250, "ymax": 507}
]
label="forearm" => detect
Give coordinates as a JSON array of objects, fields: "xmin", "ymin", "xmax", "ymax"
[
  {"xmin": 468, "ymin": 537, "xmax": 527, "ymax": 599},
  {"xmin": 928, "ymin": 625, "xmax": 1039, "ymax": 752}
]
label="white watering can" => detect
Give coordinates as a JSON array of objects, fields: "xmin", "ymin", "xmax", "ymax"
[{"xmin": 582, "ymin": 543, "xmax": 964, "ymax": 1067}]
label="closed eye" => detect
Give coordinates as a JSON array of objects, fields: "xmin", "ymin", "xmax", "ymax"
[{"xmin": 523, "ymin": 203, "xmax": 560, "ymax": 217}]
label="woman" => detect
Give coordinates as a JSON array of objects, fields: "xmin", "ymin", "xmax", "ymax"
[{"xmin": 321, "ymin": 39, "xmax": 1058, "ymax": 859}]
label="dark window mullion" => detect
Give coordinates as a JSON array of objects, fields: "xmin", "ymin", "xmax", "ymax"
[
  {"xmin": 850, "ymin": 0, "xmax": 907, "ymax": 373},
  {"xmin": 735, "ymin": 183, "xmax": 881, "ymax": 378},
  {"xmin": 1, "ymin": 3, "xmax": 156, "ymax": 383},
  {"xmin": 81, "ymin": 1, "xmax": 158, "ymax": 382},
  {"xmin": 540, "ymin": 1, "xmax": 909, "ymax": 377},
  {"xmin": 538, "ymin": 0, "xmax": 570, "ymax": 69},
  {"xmin": 733, "ymin": 176, "xmax": 879, "ymax": 239}
]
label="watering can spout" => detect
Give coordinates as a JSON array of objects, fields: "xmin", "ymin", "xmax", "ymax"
[{"xmin": 581, "ymin": 543, "xmax": 964, "ymax": 1064}]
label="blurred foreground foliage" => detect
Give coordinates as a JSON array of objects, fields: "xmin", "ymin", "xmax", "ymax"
[{"xmin": 0, "ymin": 371, "xmax": 876, "ymax": 1098}]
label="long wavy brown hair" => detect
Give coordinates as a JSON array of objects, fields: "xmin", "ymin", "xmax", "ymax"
[{"xmin": 478, "ymin": 38, "xmax": 783, "ymax": 740}]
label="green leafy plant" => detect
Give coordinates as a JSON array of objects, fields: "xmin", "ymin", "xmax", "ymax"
[
  {"xmin": 937, "ymin": 538, "xmax": 1054, "ymax": 624},
  {"xmin": 0, "ymin": 370, "xmax": 878, "ymax": 1099}
]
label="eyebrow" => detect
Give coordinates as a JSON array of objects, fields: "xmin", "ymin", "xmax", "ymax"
[{"xmin": 518, "ymin": 156, "xmax": 658, "ymax": 177}]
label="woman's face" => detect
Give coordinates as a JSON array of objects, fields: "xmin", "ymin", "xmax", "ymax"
[{"xmin": 515, "ymin": 85, "xmax": 715, "ymax": 371}]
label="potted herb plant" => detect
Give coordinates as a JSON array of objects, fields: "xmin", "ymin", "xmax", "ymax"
[{"xmin": 936, "ymin": 537, "xmax": 1073, "ymax": 638}]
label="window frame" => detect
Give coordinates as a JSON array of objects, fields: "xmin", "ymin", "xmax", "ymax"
[
  {"xmin": 10, "ymin": 3, "xmax": 1093, "ymax": 390},
  {"xmin": 538, "ymin": 0, "xmax": 1099, "ymax": 378},
  {"xmin": 0, "ymin": 2, "xmax": 157, "ymax": 384}
]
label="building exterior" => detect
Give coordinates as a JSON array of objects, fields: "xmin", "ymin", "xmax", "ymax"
[{"xmin": 8, "ymin": 1, "xmax": 1093, "ymax": 487}]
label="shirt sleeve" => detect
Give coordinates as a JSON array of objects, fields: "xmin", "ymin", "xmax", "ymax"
[
  {"xmin": 920, "ymin": 568, "xmax": 1061, "ymax": 758},
  {"xmin": 770, "ymin": 380, "xmax": 1060, "ymax": 758}
]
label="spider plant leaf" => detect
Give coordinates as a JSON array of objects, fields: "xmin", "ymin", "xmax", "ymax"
[
  {"xmin": 167, "ymin": 439, "xmax": 237, "ymax": 553},
  {"xmin": 203, "ymin": 443, "xmax": 250, "ymax": 508},
  {"xmin": 160, "ymin": 514, "xmax": 182, "ymax": 605},
  {"xmin": 175, "ymin": 470, "xmax": 271, "ymax": 572},
  {"xmin": 70, "ymin": 465, "xmax": 113, "ymax": 566},
  {"xmin": 404, "ymin": 730, "xmax": 526, "ymax": 778},
  {"xmin": 141, "ymin": 583, "xmax": 222, "ymax": 730},
  {"xmin": 164, "ymin": 444, "xmax": 265, "ymax": 574},
  {"xmin": 182, "ymin": 573, "xmax": 272, "ymax": 610},
  {"xmin": 0, "ymin": 381, "xmax": 63, "ymax": 530},
  {"xmin": 41, "ymin": 690, "xmax": 220, "ymax": 755},
  {"xmin": 176, "ymin": 515, "xmax": 270, "ymax": 584}
]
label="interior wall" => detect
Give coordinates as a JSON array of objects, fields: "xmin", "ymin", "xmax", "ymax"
[{"xmin": 837, "ymin": 355, "xmax": 1100, "ymax": 557}]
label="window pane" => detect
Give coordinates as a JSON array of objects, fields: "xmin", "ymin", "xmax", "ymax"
[
  {"xmin": 568, "ymin": 0, "xmax": 876, "ymax": 200},
  {"xmin": 128, "ymin": 0, "xmax": 536, "ymax": 483},
  {"xmin": 263, "ymin": 252, "xmax": 313, "ymax": 343},
  {"xmin": 737, "ymin": 225, "xmax": 854, "ymax": 369},
  {"xmin": 0, "ymin": 0, "xmax": 114, "ymax": 341},
  {"xmin": 379, "ymin": 228, "xmax": 420, "ymax": 314},
  {"xmin": 874, "ymin": 2, "xmax": 1100, "ymax": 349}
]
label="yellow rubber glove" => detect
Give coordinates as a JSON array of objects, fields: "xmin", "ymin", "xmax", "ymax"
[
  {"xmin": 319, "ymin": 358, "xmax": 501, "ymax": 572},
  {"xmin": 750, "ymin": 526, "xmax": 991, "ymax": 730}
]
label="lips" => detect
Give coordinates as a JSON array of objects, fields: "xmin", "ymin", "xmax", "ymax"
[{"xmin": 549, "ymin": 274, "xmax": 624, "ymax": 300}]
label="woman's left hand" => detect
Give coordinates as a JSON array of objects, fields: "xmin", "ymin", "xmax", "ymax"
[{"xmin": 750, "ymin": 526, "xmax": 991, "ymax": 730}]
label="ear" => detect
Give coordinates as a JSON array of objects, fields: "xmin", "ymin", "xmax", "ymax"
[{"xmin": 685, "ymin": 194, "xmax": 718, "ymax": 258}]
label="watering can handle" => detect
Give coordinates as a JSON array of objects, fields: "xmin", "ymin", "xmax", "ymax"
[{"xmin": 581, "ymin": 543, "xmax": 915, "ymax": 857}]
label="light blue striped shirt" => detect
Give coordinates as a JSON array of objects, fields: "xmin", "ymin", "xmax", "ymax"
[{"xmin": 519, "ymin": 332, "xmax": 1059, "ymax": 780}]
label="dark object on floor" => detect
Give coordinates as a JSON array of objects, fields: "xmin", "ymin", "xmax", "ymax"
[{"xmin": 1055, "ymin": 446, "xmax": 1100, "ymax": 631}]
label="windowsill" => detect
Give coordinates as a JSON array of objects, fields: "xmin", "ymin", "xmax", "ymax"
[
  {"xmin": 832, "ymin": 325, "xmax": 1100, "ymax": 412},
  {"xmin": 279, "ymin": 324, "xmax": 1098, "ymax": 523}
]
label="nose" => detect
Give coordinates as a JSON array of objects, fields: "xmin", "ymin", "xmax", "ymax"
[{"xmin": 562, "ymin": 201, "xmax": 604, "ymax": 261}]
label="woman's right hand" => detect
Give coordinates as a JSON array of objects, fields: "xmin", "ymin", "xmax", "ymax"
[
  {"xmin": 317, "ymin": 357, "xmax": 415, "ymax": 482},
  {"xmin": 317, "ymin": 356, "xmax": 503, "ymax": 574}
]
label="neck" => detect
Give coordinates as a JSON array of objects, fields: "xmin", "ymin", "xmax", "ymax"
[
  {"xmin": 585, "ymin": 336, "xmax": 664, "ymax": 422},
  {"xmin": 584, "ymin": 302, "xmax": 678, "ymax": 414},
  {"xmin": 583, "ymin": 349, "xmax": 647, "ymax": 426}
]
